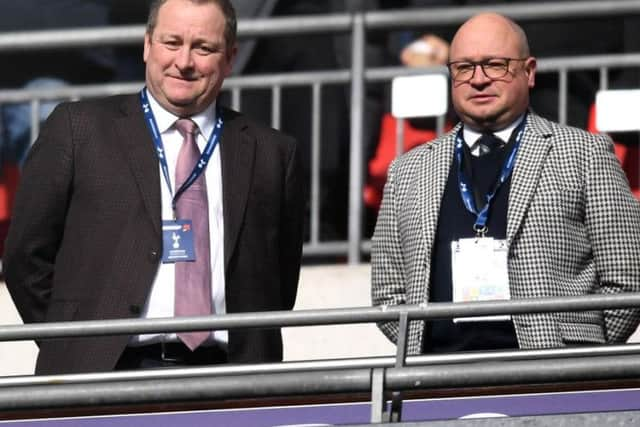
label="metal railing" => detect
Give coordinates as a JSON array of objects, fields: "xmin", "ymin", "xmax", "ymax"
[
  {"xmin": 0, "ymin": 2, "xmax": 639, "ymax": 263},
  {"xmin": 2, "ymin": 293, "xmax": 640, "ymax": 421}
]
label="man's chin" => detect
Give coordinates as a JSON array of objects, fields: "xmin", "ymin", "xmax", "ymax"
[{"xmin": 464, "ymin": 108, "xmax": 506, "ymax": 128}]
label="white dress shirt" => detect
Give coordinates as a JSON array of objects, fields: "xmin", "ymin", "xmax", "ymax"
[
  {"xmin": 463, "ymin": 114, "xmax": 525, "ymax": 156},
  {"xmin": 130, "ymin": 90, "xmax": 227, "ymax": 346}
]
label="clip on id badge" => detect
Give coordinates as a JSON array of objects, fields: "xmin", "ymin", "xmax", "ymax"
[
  {"xmin": 162, "ymin": 220, "xmax": 196, "ymax": 263},
  {"xmin": 451, "ymin": 237, "xmax": 510, "ymax": 322}
]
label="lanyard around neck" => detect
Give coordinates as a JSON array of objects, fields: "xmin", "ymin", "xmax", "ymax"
[
  {"xmin": 140, "ymin": 89, "xmax": 223, "ymax": 214},
  {"xmin": 454, "ymin": 115, "xmax": 526, "ymax": 236}
]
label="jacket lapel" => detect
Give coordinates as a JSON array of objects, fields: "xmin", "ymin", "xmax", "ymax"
[
  {"xmin": 421, "ymin": 128, "xmax": 457, "ymax": 249},
  {"xmin": 506, "ymin": 112, "xmax": 553, "ymax": 243},
  {"xmin": 219, "ymin": 108, "xmax": 256, "ymax": 269},
  {"xmin": 114, "ymin": 94, "xmax": 162, "ymax": 236}
]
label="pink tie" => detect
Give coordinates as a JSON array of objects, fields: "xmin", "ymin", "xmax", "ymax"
[{"xmin": 174, "ymin": 118, "xmax": 212, "ymax": 350}]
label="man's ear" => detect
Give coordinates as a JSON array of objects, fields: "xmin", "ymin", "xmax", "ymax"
[
  {"xmin": 143, "ymin": 32, "xmax": 151, "ymax": 63},
  {"xmin": 525, "ymin": 57, "xmax": 537, "ymax": 88}
]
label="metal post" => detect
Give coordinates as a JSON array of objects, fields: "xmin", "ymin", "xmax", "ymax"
[
  {"xmin": 436, "ymin": 114, "xmax": 446, "ymax": 137},
  {"xmin": 370, "ymin": 367, "xmax": 386, "ymax": 423},
  {"xmin": 348, "ymin": 13, "xmax": 365, "ymax": 264},
  {"xmin": 311, "ymin": 83, "xmax": 322, "ymax": 244},
  {"xmin": 271, "ymin": 85, "xmax": 282, "ymax": 130},
  {"xmin": 30, "ymin": 99, "xmax": 40, "ymax": 146},
  {"xmin": 599, "ymin": 66, "xmax": 609, "ymax": 90},
  {"xmin": 387, "ymin": 311, "xmax": 409, "ymax": 422},
  {"xmin": 558, "ymin": 69, "xmax": 568, "ymax": 125},
  {"xmin": 396, "ymin": 117, "xmax": 405, "ymax": 158},
  {"xmin": 231, "ymin": 87, "xmax": 241, "ymax": 111}
]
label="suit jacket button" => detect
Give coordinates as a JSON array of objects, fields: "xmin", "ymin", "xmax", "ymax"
[
  {"xmin": 129, "ymin": 305, "xmax": 141, "ymax": 315},
  {"xmin": 149, "ymin": 250, "xmax": 159, "ymax": 262}
]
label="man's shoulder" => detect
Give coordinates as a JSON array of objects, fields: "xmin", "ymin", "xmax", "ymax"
[
  {"xmin": 391, "ymin": 126, "xmax": 457, "ymax": 170},
  {"xmin": 527, "ymin": 112, "xmax": 603, "ymax": 144},
  {"xmin": 55, "ymin": 93, "xmax": 139, "ymax": 117}
]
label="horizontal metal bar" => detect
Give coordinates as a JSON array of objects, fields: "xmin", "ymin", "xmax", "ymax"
[
  {"xmin": 537, "ymin": 53, "xmax": 640, "ymax": 71},
  {"xmin": 2, "ymin": 352, "xmax": 640, "ymax": 411},
  {"xmin": 237, "ymin": 13, "xmax": 352, "ymax": 37},
  {"xmin": 0, "ymin": 25, "xmax": 144, "ymax": 51},
  {"xmin": 0, "ymin": 368, "xmax": 373, "ymax": 411},
  {"xmin": 1, "ymin": 293, "xmax": 639, "ymax": 342},
  {"xmin": 364, "ymin": 0, "xmax": 640, "ymax": 29},
  {"xmin": 4, "ymin": 343, "xmax": 640, "ymax": 388},
  {"xmin": 0, "ymin": 2, "xmax": 638, "ymax": 52},
  {"xmin": 2, "ymin": 52, "xmax": 640, "ymax": 104},
  {"xmin": 384, "ymin": 353, "xmax": 640, "ymax": 390}
]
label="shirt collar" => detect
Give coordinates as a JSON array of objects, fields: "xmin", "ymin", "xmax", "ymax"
[
  {"xmin": 145, "ymin": 88, "xmax": 217, "ymax": 139},
  {"xmin": 462, "ymin": 113, "xmax": 525, "ymax": 148}
]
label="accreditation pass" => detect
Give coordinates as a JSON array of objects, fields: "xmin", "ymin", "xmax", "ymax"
[{"xmin": 451, "ymin": 237, "xmax": 510, "ymax": 322}]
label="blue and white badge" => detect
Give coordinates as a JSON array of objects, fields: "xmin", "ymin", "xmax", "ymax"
[{"xmin": 162, "ymin": 220, "xmax": 196, "ymax": 263}]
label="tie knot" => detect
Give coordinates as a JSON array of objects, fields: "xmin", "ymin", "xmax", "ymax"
[
  {"xmin": 175, "ymin": 118, "xmax": 198, "ymax": 138},
  {"xmin": 475, "ymin": 132, "xmax": 504, "ymax": 155}
]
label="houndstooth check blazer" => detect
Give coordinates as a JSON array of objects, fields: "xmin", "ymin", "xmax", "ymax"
[{"xmin": 371, "ymin": 112, "xmax": 640, "ymax": 354}]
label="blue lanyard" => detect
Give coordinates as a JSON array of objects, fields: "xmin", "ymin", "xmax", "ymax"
[
  {"xmin": 140, "ymin": 89, "xmax": 223, "ymax": 214},
  {"xmin": 454, "ymin": 116, "xmax": 526, "ymax": 235}
]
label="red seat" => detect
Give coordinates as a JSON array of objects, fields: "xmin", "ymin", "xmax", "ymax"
[{"xmin": 0, "ymin": 163, "xmax": 20, "ymax": 256}]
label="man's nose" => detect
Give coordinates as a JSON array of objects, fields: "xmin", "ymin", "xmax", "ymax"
[
  {"xmin": 469, "ymin": 64, "xmax": 491, "ymax": 85},
  {"xmin": 175, "ymin": 46, "xmax": 195, "ymax": 70}
]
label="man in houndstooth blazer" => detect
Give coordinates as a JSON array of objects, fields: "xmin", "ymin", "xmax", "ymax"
[{"xmin": 372, "ymin": 12, "xmax": 640, "ymax": 355}]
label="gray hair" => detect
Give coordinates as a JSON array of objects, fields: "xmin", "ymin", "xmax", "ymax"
[{"xmin": 146, "ymin": 0, "xmax": 237, "ymax": 52}]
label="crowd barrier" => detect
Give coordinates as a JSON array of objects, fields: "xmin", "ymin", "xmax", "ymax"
[{"xmin": 2, "ymin": 293, "xmax": 640, "ymax": 424}]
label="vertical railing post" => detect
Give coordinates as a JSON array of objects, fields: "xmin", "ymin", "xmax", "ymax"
[
  {"xmin": 310, "ymin": 83, "xmax": 322, "ymax": 245},
  {"xmin": 30, "ymin": 99, "xmax": 40, "ymax": 147},
  {"xmin": 231, "ymin": 87, "xmax": 241, "ymax": 112},
  {"xmin": 348, "ymin": 13, "xmax": 365, "ymax": 264},
  {"xmin": 599, "ymin": 66, "xmax": 609, "ymax": 90},
  {"xmin": 558, "ymin": 69, "xmax": 568, "ymax": 125},
  {"xmin": 395, "ymin": 117, "xmax": 405, "ymax": 158},
  {"xmin": 271, "ymin": 85, "xmax": 282, "ymax": 130}
]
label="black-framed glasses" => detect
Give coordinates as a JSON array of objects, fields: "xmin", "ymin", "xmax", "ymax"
[{"xmin": 447, "ymin": 57, "xmax": 528, "ymax": 83}]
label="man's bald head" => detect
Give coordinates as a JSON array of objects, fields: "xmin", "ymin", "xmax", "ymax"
[{"xmin": 448, "ymin": 13, "xmax": 536, "ymax": 131}]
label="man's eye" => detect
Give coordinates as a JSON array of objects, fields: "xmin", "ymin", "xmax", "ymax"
[
  {"xmin": 456, "ymin": 64, "xmax": 474, "ymax": 73},
  {"xmin": 486, "ymin": 61, "xmax": 507, "ymax": 69},
  {"xmin": 195, "ymin": 46, "xmax": 214, "ymax": 55},
  {"xmin": 163, "ymin": 40, "xmax": 181, "ymax": 50}
]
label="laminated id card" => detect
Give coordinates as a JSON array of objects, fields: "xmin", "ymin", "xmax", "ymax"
[
  {"xmin": 162, "ymin": 220, "xmax": 196, "ymax": 263},
  {"xmin": 451, "ymin": 237, "xmax": 510, "ymax": 322}
]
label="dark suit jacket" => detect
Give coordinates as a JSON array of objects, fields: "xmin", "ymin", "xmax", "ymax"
[{"xmin": 3, "ymin": 94, "xmax": 304, "ymax": 375}]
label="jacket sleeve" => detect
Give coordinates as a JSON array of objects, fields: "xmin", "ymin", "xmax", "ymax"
[
  {"xmin": 371, "ymin": 159, "xmax": 407, "ymax": 344},
  {"xmin": 278, "ymin": 136, "xmax": 304, "ymax": 310},
  {"xmin": 3, "ymin": 104, "xmax": 74, "ymax": 326},
  {"xmin": 586, "ymin": 134, "xmax": 640, "ymax": 342}
]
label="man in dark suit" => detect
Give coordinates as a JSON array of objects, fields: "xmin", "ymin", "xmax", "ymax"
[{"xmin": 3, "ymin": 0, "xmax": 304, "ymax": 375}]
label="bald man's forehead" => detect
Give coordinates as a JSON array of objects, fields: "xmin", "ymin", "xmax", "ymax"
[
  {"xmin": 450, "ymin": 13, "xmax": 529, "ymax": 60},
  {"xmin": 451, "ymin": 20, "xmax": 524, "ymax": 60}
]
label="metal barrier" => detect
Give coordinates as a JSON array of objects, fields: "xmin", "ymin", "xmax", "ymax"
[
  {"xmin": 0, "ymin": 3, "xmax": 640, "ymax": 263},
  {"xmin": 2, "ymin": 293, "xmax": 640, "ymax": 421}
]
